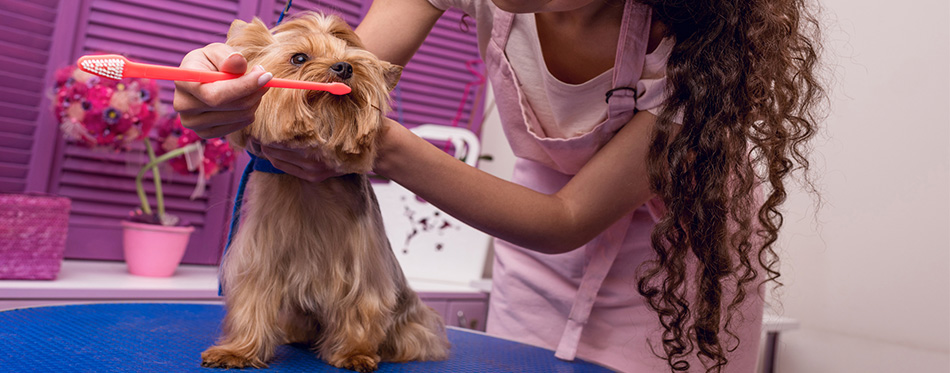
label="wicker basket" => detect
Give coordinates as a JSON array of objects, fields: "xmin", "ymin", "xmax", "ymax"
[{"xmin": 0, "ymin": 194, "xmax": 71, "ymax": 280}]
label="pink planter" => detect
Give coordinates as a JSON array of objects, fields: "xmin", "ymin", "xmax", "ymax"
[{"xmin": 120, "ymin": 221, "xmax": 194, "ymax": 277}]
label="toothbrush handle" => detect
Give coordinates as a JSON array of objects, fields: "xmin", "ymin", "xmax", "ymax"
[
  {"xmin": 125, "ymin": 60, "xmax": 352, "ymax": 95},
  {"xmin": 125, "ymin": 61, "xmax": 242, "ymax": 82}
]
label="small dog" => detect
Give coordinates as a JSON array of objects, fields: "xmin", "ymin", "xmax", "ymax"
[{"xmin": 200, "ymin": 12, "xmax": 449, "ymax": 372}]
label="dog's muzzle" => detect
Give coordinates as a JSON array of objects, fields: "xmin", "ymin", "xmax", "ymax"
[{"xmin": 330, "ymin": 62, "xmax": 353, "ymax": 80}]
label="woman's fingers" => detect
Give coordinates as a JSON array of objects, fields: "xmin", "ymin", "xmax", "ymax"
[
  {"xmin": 174, "ymin": 44, "xmax": 237, "ymax": 111},
  {"xmin": 176, "ymin": 81, "xmax": 270, "ymax": 114},
  {"xmin": 187, "ymin": 112, "xmax": 256, "ymax": 139},
  {"xmin": 174, "ymin": 65, "xmax": 271, "ymax": 113},
  {"xmin": 210, "ymin": 47, "xmax": 248, "ymax": 75},
  {"xmin": 191, "ymin": 65, "xmax": 271, "ymax": 108},
  {"xmin": 260, "ymin": 145, "xmax": 340, "ymax": 183},
  {"xmin": 261, "ymin": 154, "xmax": 314, "ymax": 181},
  {"xmin": 173, "ymin": 43, "xmax": 273, "ymax": 139}
]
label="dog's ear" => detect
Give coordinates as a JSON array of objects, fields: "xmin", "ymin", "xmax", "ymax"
[
  {"xmin": 226, "ymin": 17, "xmax": 274, "ymax": 61},
  {"xmin": 326, "ymin": 14, "xmax": 364, "ymax": 48},
  {"xmin": 382, "ymin": 62, "xmax": 403, "ymax": 92},
  {"xmin": 226, "ymin": 19, "xmax": 249, "ymax": 40}
]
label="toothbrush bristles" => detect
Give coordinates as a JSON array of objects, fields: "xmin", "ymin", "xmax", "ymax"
[{"xmin": 81, "ymin": 58, "xmax": 125, "ymax": 80}]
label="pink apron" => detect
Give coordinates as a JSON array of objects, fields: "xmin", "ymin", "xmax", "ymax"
[
  {"xmin": 482, "ymin": 3, "xmax": 764, "ymax": 371},
  {"xmin": 483, "ymin": 0, "xmax": 655, "ymax": 364}
]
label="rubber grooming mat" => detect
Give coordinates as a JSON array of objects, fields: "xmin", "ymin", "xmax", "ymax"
[{"xmin": 0, "ymin": 303, "xmax": 614, "ymax": 372}]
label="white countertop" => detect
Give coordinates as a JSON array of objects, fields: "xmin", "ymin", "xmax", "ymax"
[
  {"xmin": 0, "ymin": 260, "xmax": 220, "ymax": 299},
  {"xmin": 0, "ymin": 260, "xmax": 487, "ymax": 300}
]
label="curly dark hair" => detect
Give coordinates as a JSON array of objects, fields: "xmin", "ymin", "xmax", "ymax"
[{"xmin": 635, "ymin": 0, "xmax": 824, "ymax": 371}]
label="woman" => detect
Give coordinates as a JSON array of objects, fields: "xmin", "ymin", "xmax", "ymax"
[{"xmin": 174, "ymin": 0, "xmax": 823, "ymax": 371}]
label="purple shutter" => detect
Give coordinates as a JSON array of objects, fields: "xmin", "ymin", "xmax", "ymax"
[
  {"xmin": 271, "ymin": 0, "xmax": 365, "ymax": 26},
  {"xmin": 0, "ymin": 0, "xmax": 80, "ymax": 194},
  {"xmin": 396, "ymin": 8, "xmax": 485, "ymax": 138},
  {"xmin": 44, "ymin": 0, "xmax": 260, "ymax": 265}
]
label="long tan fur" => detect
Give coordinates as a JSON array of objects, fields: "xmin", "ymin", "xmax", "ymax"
[{"xmin": 200, "ymin": 12, "xmax": 449, "ymax": 372}]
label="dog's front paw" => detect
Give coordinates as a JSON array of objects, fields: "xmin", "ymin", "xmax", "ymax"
[
  {"xmin": 331, "ymin": 353, "xmax": 380, "ymax": 373},
  {"xmin": 201, "ymin": 346, "xmax": 267, "ymax": 369}
]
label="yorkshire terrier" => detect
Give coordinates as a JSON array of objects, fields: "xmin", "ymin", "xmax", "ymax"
[{"xmin": 200, "ymin": 12, "xmax": 449, "ymax": 372}]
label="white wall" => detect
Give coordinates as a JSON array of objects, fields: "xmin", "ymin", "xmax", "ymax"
[
  {"xmin": 774, "ymin": 0, "xmax": 950, "ymax": 372},
  {"xmin": 476, "ymin": 87, "xmax": 516, "ymax": 181}
]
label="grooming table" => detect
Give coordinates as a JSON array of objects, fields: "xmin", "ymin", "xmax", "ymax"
[{"xmin": 0, "ymin": 303, "xmax": 613, "ymax": 372}]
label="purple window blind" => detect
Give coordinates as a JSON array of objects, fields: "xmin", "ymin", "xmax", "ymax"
[
  {"xmin": 269, "ymin": 0, "xmax": 365, "ymax": 25},
  {"xmin": 1, "ymin": 0, "xmax": 484, "ymax": 265},
  {"xmin": 397, "ymin": 8, "xmax": 486, "ymax": 136},
  {"xmin": 0, "ymin": 0, "xmax": 65, "ymax": 194}
]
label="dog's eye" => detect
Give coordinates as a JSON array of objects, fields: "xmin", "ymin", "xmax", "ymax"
[{"xmin": 290, "ymin": 53, "xmax": 309, "ymax": 66}]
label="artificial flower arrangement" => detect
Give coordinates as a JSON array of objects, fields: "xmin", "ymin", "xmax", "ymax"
[{"xmin": 53, "ymin": 63, "xmax": 236, "ymax": 227}]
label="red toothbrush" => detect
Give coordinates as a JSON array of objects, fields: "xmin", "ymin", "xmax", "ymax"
[{"xmin": 77, "ymin": 54, "xmax": 352, "ymax": 95}]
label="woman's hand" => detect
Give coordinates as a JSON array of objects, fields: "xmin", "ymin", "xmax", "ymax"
[
  {"xmin": 248, "ymin": 117, "xmax": 402, "ymax": 183},
  {"xmin": 172, "ymin": 43, "xmax": 273, "ymax": 139},
  {"xmin": 252, "ymin": 140, "xmax": 345, "ymax": 183}
]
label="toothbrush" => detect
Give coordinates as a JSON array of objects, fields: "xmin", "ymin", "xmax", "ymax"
[{"xmin": 77, "ymin": 54, "xmax": 352, "ymax": 95}]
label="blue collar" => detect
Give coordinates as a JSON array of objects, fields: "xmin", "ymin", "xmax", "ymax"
[{"xmin": 248, "ymin": 151, "xmax": 285, "ymax": 174}]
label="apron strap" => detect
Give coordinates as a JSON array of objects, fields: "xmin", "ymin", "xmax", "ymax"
[
  {"xmin": 490, "ymin": 6, "xmax": 516, "ymax": 50},
  {"xmin": 606, "ymin": 2, "xmax": 653, "ymax": 113},
  {"xmin": 554, "ymin": 213, "xmax": 635, "ymax": 361}
]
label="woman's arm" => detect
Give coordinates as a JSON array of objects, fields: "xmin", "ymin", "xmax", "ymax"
[
  {"xmin": 375, "ymin": 111, "xmax": 663, "ymax": 254},
  {"xmin": 355, "ymin": 0, "xmax": 445, "ymax": 66}
]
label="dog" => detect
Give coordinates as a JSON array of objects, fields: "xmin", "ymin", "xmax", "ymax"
[{"xmin": 200, "ymin": 12, "xmax": 450, "ymax": 372}]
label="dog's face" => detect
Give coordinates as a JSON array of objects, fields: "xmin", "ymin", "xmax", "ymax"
[{"xmin": 226, "ymin": 12, "xmax": 401, "ymax": 173}]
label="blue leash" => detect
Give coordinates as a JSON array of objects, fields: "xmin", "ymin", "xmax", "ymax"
[
  {"xmin": 277, "ymin": 0, "xmax": 293, "ymax": 25},
  {"xmin": 220, "ymin": 152, "xmax": 285, "ymax": 295}
]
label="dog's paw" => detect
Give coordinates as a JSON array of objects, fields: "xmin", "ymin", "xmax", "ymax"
[
  {"xmin": 201, "ymin": 346, "xmax": 267, "ymax": 369},
  {"xmin": 333, "ymin": 354, "xmax": 380, "ymax": 373}
]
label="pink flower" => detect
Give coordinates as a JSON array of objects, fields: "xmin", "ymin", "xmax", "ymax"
[
  {"xmin": 53, "ymin": 63, "xmax": 161, "ymax": 150},
  {"xmin": 51, "ymin": 61, "xmax": 233, "ymax": 225},
  {"xmin": 86, "ymin": 85, "xmax": 113, "ymax": 112},
  {"xmin": 203, "ymin": 138, "xmax": 236, "ymax": 175},
  {"xmin": 54, "ymin": 66, "xmax": 75, "ymax": 87},
  {"xmin": 152, "ymin": 114, "xmax": 236, "ymax": 179},
  {"xmin": 113, "ymin": 111, "xmax": 132, "ymax": 134},
  {"xmin": 82, "ymin": 108, "xmax": 106, "ymax": 135}
]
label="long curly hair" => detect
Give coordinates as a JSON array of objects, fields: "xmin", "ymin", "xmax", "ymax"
[{"xmin": 635, "ymin": 0, "xmax": 824, "ymax": 371}]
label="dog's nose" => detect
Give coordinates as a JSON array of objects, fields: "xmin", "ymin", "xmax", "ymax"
[{"xmin": 330, "ymin": 62, "xmax": 353, "ymax": 80}]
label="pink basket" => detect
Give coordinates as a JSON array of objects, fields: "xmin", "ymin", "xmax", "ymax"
[{"xmin": 0, "ymin": 194, "xmax": 71, "ymax": 280}]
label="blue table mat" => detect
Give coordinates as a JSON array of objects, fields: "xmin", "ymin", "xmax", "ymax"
[{"xmin": 0, "ymin": 303, "xmax": 613, "ymax": 372}]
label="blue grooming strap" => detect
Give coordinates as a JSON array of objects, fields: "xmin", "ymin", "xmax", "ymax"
[
  {"xmin": 277, "ymin": 0, "xmax": 293, "ymax": 25},
  {"xmin": 250, "ymin": 152, "xmax": 286, "ymax": 174},
  {"xmin": 219, "ymin": 151, "xmax": 285, "ymax": 295}
]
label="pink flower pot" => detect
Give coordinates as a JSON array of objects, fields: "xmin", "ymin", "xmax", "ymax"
[{"xmin": 121, "ymin": 220, "xmax": 194, "ymax": 277}]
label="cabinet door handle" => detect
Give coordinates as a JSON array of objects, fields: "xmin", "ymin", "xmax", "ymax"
[{"xmin": 456, "ymin": 310, "xmax": 478, "ymax": 330}]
